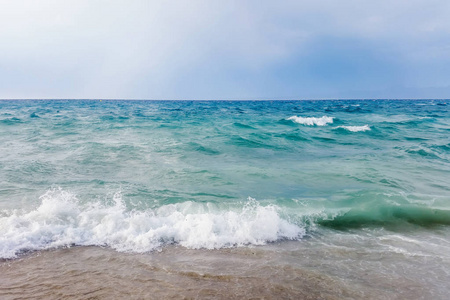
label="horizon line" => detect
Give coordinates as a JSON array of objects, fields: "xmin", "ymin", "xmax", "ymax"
[{"xmin": 0, "ymin": 98, "xmax": 449, "ymax": 101}]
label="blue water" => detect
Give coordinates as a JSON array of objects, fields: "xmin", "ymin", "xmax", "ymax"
[{"xmin": 0, "ymin": 99, "xmax": 449, "ymax": 258}]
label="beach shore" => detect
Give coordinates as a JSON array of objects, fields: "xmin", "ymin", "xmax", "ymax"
[{"xmin": 2, "ymin": 237, "xmax": 446, "ymax": 299}]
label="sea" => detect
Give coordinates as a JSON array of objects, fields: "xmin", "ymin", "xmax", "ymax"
[{"xmin": 0, "ymin": 99, "xmax": 449, "ymax": 299}]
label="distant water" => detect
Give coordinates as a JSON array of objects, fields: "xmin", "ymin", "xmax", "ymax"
[{"xmin": 1, "ymin": 100, "xmax": 450, "ymax": 297}]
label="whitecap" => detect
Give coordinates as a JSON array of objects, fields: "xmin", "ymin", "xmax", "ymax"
[
  {"xmin": 335, "ymin": 125, "xmax": 371, "ymax": 132},
  {"xmin": 0, "ymin": 189, "xmax": 305, "ymax": 259},
  {"xmin": 287, "ymin": 116, "xmax": 334, "ymax": 126}
]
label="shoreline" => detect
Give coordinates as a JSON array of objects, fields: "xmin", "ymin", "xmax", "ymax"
[
  {"xmin": 1, "ymin": 238, "xmax": 445, "ymax": 299},
  {"xmin": 0, "ymin": 244, "xmax": 350, "ymax": 299}
]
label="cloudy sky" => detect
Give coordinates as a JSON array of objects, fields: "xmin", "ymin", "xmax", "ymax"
[{"xmin": 1, "ymin": 0, "xmax": 449, "ymax": 99}]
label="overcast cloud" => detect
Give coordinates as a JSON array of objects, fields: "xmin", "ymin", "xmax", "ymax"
[{"xmin": 1, "ymin": 0, "xmax": 449, "ymax": 99}]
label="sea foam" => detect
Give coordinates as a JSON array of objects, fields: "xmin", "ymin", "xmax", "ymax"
[
  {"xmin": 0, "ymin": 189, "xmax": 304, "ymax": 259},
  {"xmin": 335, "ymin": 125, "xmax": 371, "ymax": 132},
  {"xmin": 287, "ymin": 116, "xmax": 334, "ymax": 126}
]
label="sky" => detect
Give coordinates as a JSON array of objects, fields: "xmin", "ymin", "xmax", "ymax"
[{"xmin": 0, "ymin": 0, "xmax": 449, "ymax": 100}]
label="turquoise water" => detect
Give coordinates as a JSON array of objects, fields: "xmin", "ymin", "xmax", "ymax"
[{"xmin": 0, "ymin": 100, "xmax": 449, "ymax": 258}]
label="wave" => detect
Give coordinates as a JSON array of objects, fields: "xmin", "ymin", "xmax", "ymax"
[
  {"xmin": 229, "ymin": 135, "xmax": 286, "ymax": 150},
  {"xmin": 334, "ymin": 125, "xmax": 371, "ymax": 132},
  {"xmin": 187, "ymin": 142, "xmax": 221, "ymax": 155},
  {"xmin": 2, "ymin": 188, "xmax": 449, "ymax": 259},
  {"xmin": 287, "ymin": 116, "xmax": 334, "ymax": 126},
  {"xmin": 0, "ymin": 189, "xmax": 304, "ymax": 259},
  {"xmin": 233, "ymin": 122, "xmax": 255, "ymax": 129},
  {"xmin": 318, "ymin": 205, "xmax": 450, "ymax": 229},
  {"xmin": 405, "ymin": 148, "xmax": 441, "ymax": 159},
  {"xmin": 0, "ymin": 117, "xmax": 23, "ymax": 125}
]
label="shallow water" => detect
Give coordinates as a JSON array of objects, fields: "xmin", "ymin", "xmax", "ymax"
[{"xmin": 2, "ymin": 231, "xmax": 449, "ymax": 299}]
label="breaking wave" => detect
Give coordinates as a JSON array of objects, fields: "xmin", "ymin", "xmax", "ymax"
[
  {"xmin": 335, "ymin": 125, "xmax": 371, "ymax": 132},
  {"xmin": 287, "ymin": 116, "xmax": 334, "ymax": 126},
  {"xmin": 0, "ymin": 189, "xmax": 304, "ymax": 259}
]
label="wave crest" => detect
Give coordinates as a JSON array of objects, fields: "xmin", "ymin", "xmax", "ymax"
[
  {"xmin": 335, "ymin": 125, "xmax": 371, "ymax": 132},
  {"xmin": 287, "ymin": 116, "xmax": 334, "ymax": 126},
  {"xmin": 0, "ymin": 189, "xmax": 304, "ymax": 259}
]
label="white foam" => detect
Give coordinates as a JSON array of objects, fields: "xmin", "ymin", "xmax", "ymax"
[
  {"xmin": 0, "ymin": 189, "xmax": 304, "ymax": 259},
  {"xmin": 335, "ymin": 125, "xmax": 371, "ymax": 132},
  {"xmin": 287, "ymin": 116, "xmax": 334, "ymax": 126}
]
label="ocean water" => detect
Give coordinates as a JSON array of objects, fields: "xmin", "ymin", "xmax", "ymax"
[{"xmin": 1, "ymin": 99, "xmax": 450, "ymax": 298}]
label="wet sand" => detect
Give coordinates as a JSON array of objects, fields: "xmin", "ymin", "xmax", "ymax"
[
  {"xmin": 0, "ymin": 246, "xmax": 352, "ymax": 299},
  {"xmin": 2, "ymin": 236, "xmax": 448, "ymax": 299}
]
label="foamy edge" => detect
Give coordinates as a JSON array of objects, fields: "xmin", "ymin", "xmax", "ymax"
[
  {"xmin": 0, "ymin": 189, "xmax": 304, "ymax": 259},
  {"xmin": 335, "ymin": 125, "xmax": 371, "ymax": 132},
  {"xmin": 287, "ymin": 116, "xmax": 334, "ymax": 126}
]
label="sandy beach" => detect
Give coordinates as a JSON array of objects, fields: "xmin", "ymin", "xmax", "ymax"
[{"xmin": 2, "ymin": 235, "xmax": 448, "ymax": 299}]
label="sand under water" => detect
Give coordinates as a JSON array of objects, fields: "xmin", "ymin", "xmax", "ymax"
[{"xmin": 2, "ymin": 229, "xmax": 450, "ymax": 299}]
